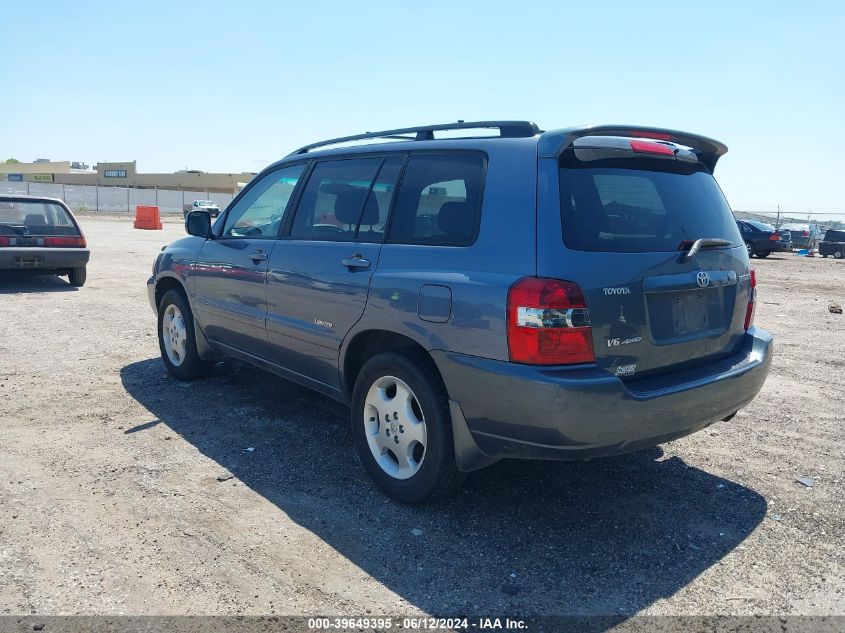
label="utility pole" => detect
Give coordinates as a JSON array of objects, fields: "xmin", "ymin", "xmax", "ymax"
[{"xmin": 776, "ymin": 204, "xmax": 781, "ymax": 228}]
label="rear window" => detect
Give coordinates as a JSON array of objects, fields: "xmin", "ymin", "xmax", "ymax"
[
  {"xmin": 0, "ymin": 200, "xmax": 79, "ymax": 236},
  {"xmin": 559, "ymin": 151, "xmax": 741, "ymax": 253},
  {"xmin": 747, "ymin": 220, "xmax": 776, "ymax": 232}
]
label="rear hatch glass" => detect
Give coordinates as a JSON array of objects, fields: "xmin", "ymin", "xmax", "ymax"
[
  {"xmin": 559, "ymin": 152, "xmax": 741, "ymax": 253},
  {"xmin": 541, "ymin": 149, "xmax": 751, "ymax": 380},
  {"xmin": 0, "ymin": 200, "xmax": 81, "ymax": 237}
]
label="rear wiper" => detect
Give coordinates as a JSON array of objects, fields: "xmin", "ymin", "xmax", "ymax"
[
  {"xmin": 0, "ymin": 222, "xmax": 27, "ymax": 236},
  {"xmin": 685, "ymin": 237, "xmax": 733, "ymax": 260}
]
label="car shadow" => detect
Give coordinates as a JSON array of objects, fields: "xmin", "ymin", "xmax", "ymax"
[
  {"xmin": 0, "ymin": 272, "xmax": 78, "ymax": 294},
  {"xmin": 120, "ymin": 358, "xmax": 767, "ymax": 618}
]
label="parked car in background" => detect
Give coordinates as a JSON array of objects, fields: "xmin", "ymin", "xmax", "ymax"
[
  {"xmin": 818, "ymin": 229, "xmax": 845, "ymax": 259},
  {"xmin": 148, "ymin": 121, "xmax": 773, "ymax": 503},
  {"xmin": 0, "ymin": 195, "xmax": 89, "ymax": 286},
  {"xmin": 185, "ymin": 200, "xmax": 221, "ymax": 218},
  {"xmin": 781, "ymin": 223, "xmax": 820, "ymax": 249},
  {"xmin": 736, "ymin": 219, "xmax": 792, "ymax": 257}
]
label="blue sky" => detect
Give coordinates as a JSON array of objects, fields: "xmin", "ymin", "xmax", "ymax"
[{"xmin": 2, "ymin": 1, "xmax": 843, "ymax": 217}]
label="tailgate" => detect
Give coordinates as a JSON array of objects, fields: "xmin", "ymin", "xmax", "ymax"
[{"xmin": 537, "ymin": 140, "xmax": 751, "ymax": 380}]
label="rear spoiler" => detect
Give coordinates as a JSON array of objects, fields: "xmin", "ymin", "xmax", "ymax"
[{"xmin": 538, "ymin": 125, "xmax": 728, "ymax": 172}]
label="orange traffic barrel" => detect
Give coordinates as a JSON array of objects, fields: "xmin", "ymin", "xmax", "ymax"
[{"xmin": 133, "ymin": 205, "xmax": 163, "ymax": 230}]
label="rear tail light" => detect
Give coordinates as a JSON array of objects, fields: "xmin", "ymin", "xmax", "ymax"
[
  {"xmin": 744, "ymin": 269, "xmax": 757, "ymax": 330},
  {"xmin": 507, "ymin": 277, "xmax": 595, "ymax": 365},
  {"xmin": 802, "ymin": 230, "xmax": 809, "ymax": 237},
  {"xmin": 630, "ymin": 139, "xmax": 675, "ymax": 156},
  {"xmin": 769, "ymin": 233, "xmax": 780, "ymax": 241},
  {"xmin": 0, "ymin": 235, "xmax": 86, "ymax": 247},
  {"xmin": 43, "ymin": 236, "xmax": 87, "ymax": 247}
]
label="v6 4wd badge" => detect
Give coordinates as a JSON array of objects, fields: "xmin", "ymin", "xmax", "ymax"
[{"xmin": 607, "ymin": 336, "xmax": 642, "ymax": 348}]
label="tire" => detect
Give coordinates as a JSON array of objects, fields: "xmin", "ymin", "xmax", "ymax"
[
  {"xmin": 68, "ymin": 267, "xmax": 87, "ymax": 287},
  {"xmin": 351, "ymin": 350, "xmax": 464, "ymax": 503},
  {"xmin": 746, "ymin": 242, "xmax": 754, "ymax": 258},
  {"xmin": 757, "ymin": 251, "xmax": 770, "ymax": 258},
  {"xmin": 835, "ymin": 250, "xmax": 844, "ymax": 260},
  {"xmin": 157, "ymin": 288, "xmax": 212, "ymax": 380}
]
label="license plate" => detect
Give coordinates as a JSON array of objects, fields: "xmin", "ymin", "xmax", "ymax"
[
  {"xmin": 671, "ymin": 292, "xmax": 709, "ymax": 335},
  {"xmin": 15, "ymin": 255, "xmax": 44, "ymax": 267}
]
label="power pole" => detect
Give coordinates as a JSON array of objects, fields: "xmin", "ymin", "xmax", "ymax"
[{"xmin": 776, "ymin": 204, "xmax": 781, "ymax": 228}]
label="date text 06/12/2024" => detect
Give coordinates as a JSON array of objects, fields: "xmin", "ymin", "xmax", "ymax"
[{"xmin": 306, "ymin": 617, "xmax": 528, "ymax": 630}]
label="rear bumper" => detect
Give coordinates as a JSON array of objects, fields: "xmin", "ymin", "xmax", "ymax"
[
  {"xmin": 433, "ymin": 327, "xmax": 773, "ymax": 469},
  {"xmin": 757, "ymin": 241, "xmax": 791, "ymax": 253},
  {"xmin": 0, "ymin": 248, "xmax": 89, "ymax": 271}
]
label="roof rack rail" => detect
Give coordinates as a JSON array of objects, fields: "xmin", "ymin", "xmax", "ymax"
[
  {"xmin": 287, "ymin": 120, "xmax": 541, "ymax": 156},
  {"xmin": 538, "ymin": 124, "xmax": 728, "ymax": 171}
]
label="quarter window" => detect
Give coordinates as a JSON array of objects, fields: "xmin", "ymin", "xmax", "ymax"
[
  {"xmin": 387, "ymin": 154, "xmax": 484, "ymax": 246},
  {"xmin": 221, "ymin": 164, "xmax": 305, "ymax": 238}
]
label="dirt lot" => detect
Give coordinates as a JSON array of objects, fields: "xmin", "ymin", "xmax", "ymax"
[{"xmin": 0, "ymin": 216, "xmax": 843, "ymax": 618}]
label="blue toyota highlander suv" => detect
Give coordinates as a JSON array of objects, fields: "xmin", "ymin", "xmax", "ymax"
[{"xmin": 148, "ymin": 121, "xmax": 773, "ymax": 503}]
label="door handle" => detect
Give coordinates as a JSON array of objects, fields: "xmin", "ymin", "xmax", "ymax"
[
  {"xmin": 342, "ymin": 254, "xmax": 371, "ymax": 270},
  {"xmin": 249, "ymin": 250, "xmax": 269, "ymax": 263}
]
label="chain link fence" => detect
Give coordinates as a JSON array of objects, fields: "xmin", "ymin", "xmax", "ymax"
[
  {"xmin": 733, "ymin": 209, "xmax": 844, "ymax": 249},
  {"xmin": 2, "ymin": 182, "xmax": 235, "ymax": 215}
]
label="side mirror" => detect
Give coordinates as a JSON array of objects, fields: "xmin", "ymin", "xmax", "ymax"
[{"xmin": 185, "ymin": 210, "xmax": 212, "ymax": 238}]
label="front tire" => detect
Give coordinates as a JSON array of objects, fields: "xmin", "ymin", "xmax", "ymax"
[
  {"xmin": 351, "ymin": 350, "xmax": 464, "ymax": 503},
  {"xmin": 746, "ymin": 242, "xmax": 755, "ymax": 258},
  {"xmin": 834, "ymin": 250, "xmax": 844, "ymax": 260},
  {"xmin": 68, "ymin": 267, "xmax": 86, "ymax": 287},
  {"xmin": 157, "ymin": 289, "xmax": 212, "ymax": 380}
]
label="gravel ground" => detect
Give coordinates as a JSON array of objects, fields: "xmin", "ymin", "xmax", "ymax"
[{"xmin": 0, "ymin": 216, "xmax": 843, "ymax": 618}]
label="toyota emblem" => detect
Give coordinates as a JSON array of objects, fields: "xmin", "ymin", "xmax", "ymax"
[{"xmin": 696, "ymin": 271, "xmax": 712, "ymax": 288}]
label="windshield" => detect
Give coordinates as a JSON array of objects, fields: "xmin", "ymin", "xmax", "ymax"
[
  {"xmin": 559, "ymin": 151, "xmax": 741, "ymax": 253},
  {"xmin": 0, "ymin": 200, "xmax": 80, "ymax": 236}
]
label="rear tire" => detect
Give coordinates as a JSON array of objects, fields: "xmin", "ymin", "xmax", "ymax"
[
  {"xmin": 157, "ymin": 288, "xmax": 212, "ymax": 380},
  {"xmin": 68, "ymin": 267, "xmax": 86, "ymax": 287},
  {"xmin": 351, "ymin": 350, "xmax": 464, "ymax": 503},
  {"xmin": 834, "ymin": 250, "xmax": 844, "ymax": 259}
]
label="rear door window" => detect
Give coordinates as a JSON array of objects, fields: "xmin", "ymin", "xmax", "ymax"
[
  {"xmin": 0, "ymin": 200, "xmax": 79, "ymax": 236},
  {"xmin": 387, "ymin": 154, "xmax": 485, "ymax": 246},
  {"xmin": 289, "ymin": 158, "xmax": 383, "ymax": 241},
  {"xmin": 559, "ymin": 151, "xmax": 741, "ymax": 252},
  {"xmin": 356, "ymin": 155, "xmax": 405, "ymax": 242}
]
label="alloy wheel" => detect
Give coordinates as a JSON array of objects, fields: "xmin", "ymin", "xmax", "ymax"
[
  {"xmin": 363, "ymin": 375, "xmax": 427, "ymax": 480},
  {"xmin": 162, "ymin": 304, "xmax": 188, "ymax": 367}
]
